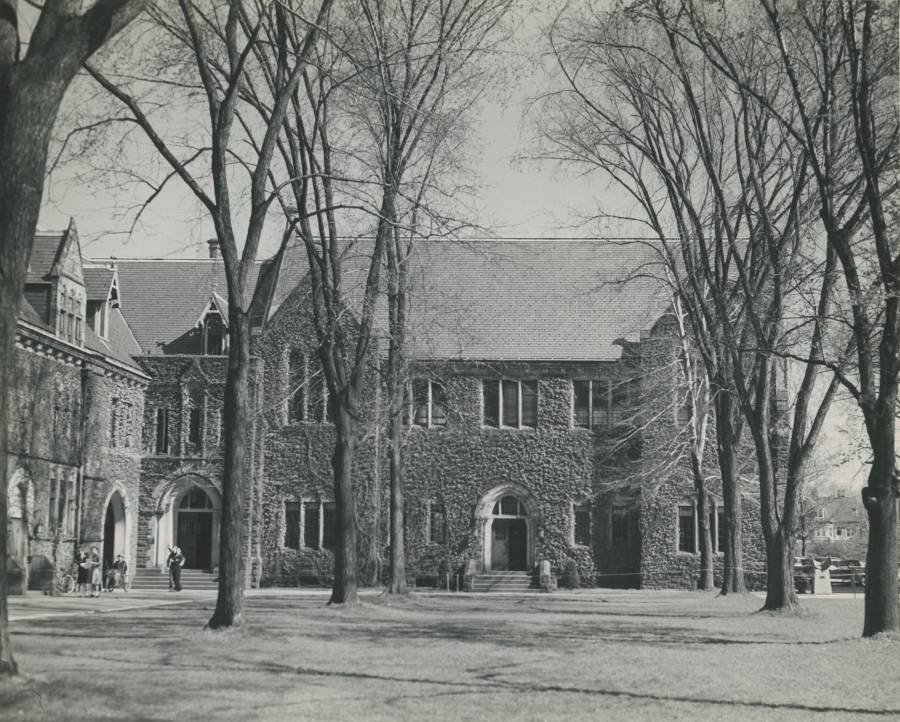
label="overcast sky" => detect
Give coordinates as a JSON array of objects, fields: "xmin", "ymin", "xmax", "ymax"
[{"xmin": 33, "ymin": 2, "xmax": 640, "ymax": 259}]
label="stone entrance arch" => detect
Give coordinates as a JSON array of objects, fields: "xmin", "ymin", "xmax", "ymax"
[
  {"xmin": 150, "ymin": 474, "xmax": 221, "ymax": 571},
  {"xmin": 475, "ymin": 483, "xmax": 540, "ymax": 572},
  {"xmin": 102, "ymin": 489, "xmax": 129, "ymax": 570}
]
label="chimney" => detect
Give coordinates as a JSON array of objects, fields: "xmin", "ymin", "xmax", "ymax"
[{"xmin": 207, "ymin": 238, "xmax": 219, "ymax": 259}]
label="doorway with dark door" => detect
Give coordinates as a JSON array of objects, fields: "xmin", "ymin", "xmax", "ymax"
[
  {"xmin": 490, "ymin": 518, "xmax": 528, "ymax": 571},
  {"xmin": 176, "ymin": 487, "xmax": 214, "ymax": 570}
]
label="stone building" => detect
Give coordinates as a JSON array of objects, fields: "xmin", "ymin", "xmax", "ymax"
[
  {"xmin": 6, "ymin": 221, "xmax": 149, "ymax": 591},
  {"xmin": 6, "ymin": 230, "xmax": 765, "ymax": 592}
]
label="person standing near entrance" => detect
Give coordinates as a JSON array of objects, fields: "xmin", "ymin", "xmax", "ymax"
[
  {"xmin": 89, "ymin": 546, "xmax": 102, "ymax": 597},
  {"xmin": 167, "ymin": 546, "xmax": 185, "ymax": 591}
]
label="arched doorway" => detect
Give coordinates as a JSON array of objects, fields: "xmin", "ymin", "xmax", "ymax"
[
  {"xmin": 103, "ymin": 491, "xmax": 127, "ymax": 570},
  {"xmin": 476, "ymin": 484, "xmax": 539, "ymax": 572},
  {"xmin": 176, "ymin": 487, "xmax": 214, "ymax": 569},
  {"xmin": 490, "ymin": 495, "xmax": 529, "ymax": 570}
]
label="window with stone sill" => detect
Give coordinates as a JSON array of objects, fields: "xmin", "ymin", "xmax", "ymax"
[
  {"xmin": 426, "ymin": 501, "xmax": 447, "ymax": 544},
  {"xmin": 483, "ymin": 379, "xmax": 537, "ymax": 428},
  {"xmin": 573, "ymin": 380, "xmax": 610, "ymax": 429},
  {"xmin": 573, "ymin": 502, "xmax": 591, "ymax": 546}
]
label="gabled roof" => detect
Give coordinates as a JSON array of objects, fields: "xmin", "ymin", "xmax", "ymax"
[
  {"xmin": 262, "ymin": 239, "xmax": 669, "ymax": 362},
  {"xmin": 82, "ymin": 265, "xmax": 117, "ymax": 302},
  {"xmin": 28, "ymin": 230, "xmax": 70, "ymax": 283},
  {"xmin": 109, "ymin": 259, "xmax": 262, "ymax": 354}
]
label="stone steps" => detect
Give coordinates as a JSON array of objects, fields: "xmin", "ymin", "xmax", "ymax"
[
  {"xmin": 468, "ymin": 571, "xmax": 536, "ymax": 593},
  {"xmin": 130, "ymin": 569, "xmax": 218, "ymax": 590}
]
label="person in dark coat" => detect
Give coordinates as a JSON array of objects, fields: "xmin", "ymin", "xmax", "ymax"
[
  {"xmin": 166, "ymin": 546, "xmax": 185, "ymax": 591},
  {"xmin": 75, "ymin": 550, "xmax": 90, "ymax": 597}
]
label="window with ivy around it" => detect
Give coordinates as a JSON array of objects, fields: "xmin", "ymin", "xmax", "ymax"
[
  {"xmin": 284, "ymin": 501, "xmax": 300, "ymax": 550},
  {"xmin": 428, "ymin": 502, "xmax": 446, "ymax": 544},
  {"xmin": 574, "ymin": 503, "xmax": 591, "ymax": 546},
  {"xmin": 410, "ymin": 380, "xmax": 448, "ymax": 428},
  {"xmin": 483, "ymin": 379, "xmax": 538, "ymax": 428}
]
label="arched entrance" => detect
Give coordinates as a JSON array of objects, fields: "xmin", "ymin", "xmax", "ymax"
[
  {"xmin": 176, "ymin": 487, "xmax": 214, "ymax": 570},
  {"xmin": 102, "ymin": 491, "xmax": 127, "ymax": 570},
  {"xmin": 7, "ymin": 467, "xmax": 34, "ymax": 578},
  {"xmin": 476, "ymin": 484, "xmax": 539, "ymax": 572}
]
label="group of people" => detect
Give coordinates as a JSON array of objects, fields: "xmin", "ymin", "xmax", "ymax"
[{"xmin": 73, "ymin": 547, "xmax": 129, "ymax": 597}]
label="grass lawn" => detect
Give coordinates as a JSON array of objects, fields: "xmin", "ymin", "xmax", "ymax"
[{"xmin": 1, "ymin": 589, "xmax": 898, "ymax": 721}]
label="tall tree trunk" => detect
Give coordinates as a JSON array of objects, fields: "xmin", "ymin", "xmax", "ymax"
[
  {"xmin": 693, "ymin": 457, "xmax": 714, "ymax": 591},
  {"xmin": 207, "ymin": 312, "xmax": 251, "ymax": 629},
  {"xmin": 330, "ymin": 401, "xmax": 359, "ymax": 605},
  {"xmin": 0, "ymin": 60, "xmax": 76, "ymax": 680},
  {"xmin": 714, "ymin": 388, "xmax": 745, "ymax": 594},
  {"xmin": 862, "ymin": 404, "xmax": 899, "ymax": 636},
  {"xmin": 387, "ymin": 412, "xmax": 406, "ymax": 593},
  {"xmin": 761, "ymin": 526, "xmax": 797, "ymax": 611}
]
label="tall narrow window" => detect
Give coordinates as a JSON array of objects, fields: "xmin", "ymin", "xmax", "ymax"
[
  {"xmin": 412, "ymin": 380, "xmax": 429, "ymax": 426},
  {"xmin": 592, "ymin": 380, "xmax": 609, "ymax": 428},
  {"xmin": 57, "ymin": 477, "xmax": 67, "ymax": 533},
  {"xmin": 574, "ymin": 503, "xmax": 591, "ymax": 546},
  {"xmin": 109, "ymin": 398, "xmax": 119, "ymax": 447},
  {"xmin": 288, "ymin": 350, "xmax": 306, "ymax": 422},
  {"xmin": 189, "ymin": 407, "xmax": 202, "ymax": 448},
  {"xmin": 155, "ymin": 408, "xmax": 169, "ymax": 454},
  {"xmin": 203, "ymin": 311, "xmax": 226, "ymax": 355},
  {"xmin": 678, "ymin": 504, "xmax": 696, "ymax": 553},
  {"xmin": 66, "ymin": 477, "xmax": 76, "ymax": 534},
  {"xmin": 309, "ymin": 373, "xmax": 327, "ymax": 423},
  {"xmin": 322, "ymin": 502, "xmax": 337, "ymax": 550},
  {"xmin": 521, "ymin": 380, "xmax": 538, "ymax": 427},
  {"xmin": 48, "ymin": 477, "xmax": 58, "ymax": 530},
  {"xmin": 483, "ymin": 380, "xmax": 499, "ymax": 427},
  {"xmin": 284, "ymin": 501, "xmax": 300, "ymax": 550},
  {"xmin": 573, "ymin": 381, "xmax": 590, "ymax": 428},
  {"xmin": 428, "ymin": 502, "xmax": 446, "ymax": 544},
  {"xmin": 502, "ymin": 380, "xmax": 518, "ymax": 426},
  {"xmin": 303, "ymin": 502, "xmax": 320, "ymax": 549},
  {"xmin": 431, "ymin": 382, "xmax": 447, "ymax": 426},
  {"xmin": 122, "ymin": 401, "xmax": 134, "ymax": 448}
]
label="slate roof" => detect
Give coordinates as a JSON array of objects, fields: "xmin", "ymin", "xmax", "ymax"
[
  {"xmin": 28, "ymin": 232, "xmax": 68, "ymax": 283},
  {"xmin": 263, "ymin": 239, "xmax": 669, "ymax": 362},
  {"xmin": 111, "ymin": 259, "xmax": 262, "ymax": 353},
  {"xmin": 82, "ymin": 265, "xmax": 116, "ymax": 301}
]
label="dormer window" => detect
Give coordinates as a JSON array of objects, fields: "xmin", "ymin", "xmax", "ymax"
[
  {"xmin": 88, "ymin": 300, "xmax": 109, "ymax": 340},
  {"xmin": 203, "ymin": 310, "xmax": 226, "ymax": 355}
]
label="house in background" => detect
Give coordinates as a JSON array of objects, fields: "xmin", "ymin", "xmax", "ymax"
[{"xmin": 6, "ymin": 228, "xmax": 767, "ymax": 592}]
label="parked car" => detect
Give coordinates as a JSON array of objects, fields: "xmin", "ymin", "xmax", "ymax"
[
  {"xmin": 793, "ymin": 557, "xmax": 818, "ymax": 594},
  {"xmin": 828, "ymin": 559, "xmax": 865, "ymax": 586}
]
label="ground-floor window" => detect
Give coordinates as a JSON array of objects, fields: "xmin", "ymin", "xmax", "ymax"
[
  {"xmin": 427, "ymin": 501, "xmax": 446, "ymax": 544},
  {"xmin": 294, "ymin": 500, "xmax": 337, "ymax": 551},
  {"xmin": 573, "ymin": 502, "xmax": 591, "ymax": 546},
  {"xmin": 678, "ymin": 498, "xmax": 725, "ymax": 554},
  {"xmin": 611, "ymin": 505, "xmax": 628, "ymax": 546}
]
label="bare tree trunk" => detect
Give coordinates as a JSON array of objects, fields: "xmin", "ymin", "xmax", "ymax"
[
  {"xmin": 692, "ymin": 458, "xmax": 714, "ymax": 591},
  {"xmin": 862, "ymin": 408, "xmax": 899, "ymax": 636},
  {"xmin": 330, "ymin": 402, "xmax": 359, "ymax": 605},
  {"xmin": 207, "ymin": 312, "xmax": 251, "ymax": 629},
  {"xmin": 387, "ymin": 412, "xmax": 406, "ymax": 593},
  {"xmin": 714, "ymin": 388, "xmax": 745, "ymax": 595},
  {"xmin": 761, "ymin": 527, "xmax": 797, "ymax": 611}
]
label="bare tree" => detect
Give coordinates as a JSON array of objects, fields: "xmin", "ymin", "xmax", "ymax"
[
  {"xmin": 0, "ymin": 0, "xmax": 146, "ymax": 678},
  {"xmin": 83, "ymin": 0, "xmax": 333, "ymax": 627},
  {"xmin": 676, "ymin": 0, "xmax": 898, "ymax": 637},
  {"xmin": 544, "ymin": 1, "xmax": 845, "ymax": 607}
]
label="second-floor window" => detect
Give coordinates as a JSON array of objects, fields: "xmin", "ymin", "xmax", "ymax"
[
  {"xmin": 288, "ymin": 350, "xmax": 306, "ymax": 423},
  {"xmin": 109, "ymin": 398, "xmax": 133, "ymax": 448},
  {"xmin": 483, "ymin": 379, "xmax": 537, "ymax": 428},
  {"xmin": 155, "ymin": 407, "xmax": 170, "ymax": 454},
  {"xmin": 410, "ymin": 380, "xmax": 447, "ymax": 428},
  {"xmin": 574, "ymin": 502, "xmax": 591, "ymax": 546}
]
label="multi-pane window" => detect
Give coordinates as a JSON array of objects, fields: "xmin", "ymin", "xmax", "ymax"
[
  {"xmin": 155, "ymin": 407, "xmax": 170, "ymax": 454},
  {"xmin": 574, "ymin": 503, "xmax": 591, "ymax": 546},
  {"xmin": 47, "ymin": 472, "xmax": 74, "ymax": 534},
  {"xmin": 203, "ymin": 310, "xmax": 226, "ymax": 355},
  {"xmin": 284, "ymin": 501, "xmax": 301, "ymax": 550},
  {"xmin": 301, "ymin": 500, "xmax": 337, "ymax": 550},
  {"xmin": 428, "ymin": 501, "xmax": 446, "ymax": 544},
  {"xmin": 678, "ymin": 504, "xmax": 696, "ymax": 553},
  {"xmin": 410, "ymin": 380, "xmax": 447, "ymax": 428},
  {"xmin": 573, "ymin": 380, "xmax": 611, "ymax": 429},
  {"xmin": 288, "ymin": 350, "xmax": 306, "ymax": 422},
  {"xmin": 483, "ymin": 379, "xmax": 538, "ymax": 428},
  {"xmin": 679, "ymin": 500, "xmax": 725, "ymax": 554}
]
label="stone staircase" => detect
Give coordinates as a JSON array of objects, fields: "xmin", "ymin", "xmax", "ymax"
[
  {"xmin": 130, "ymin": 568, "xmax": 218, "ymax": 591},
  {"xmin": 468, "ymin": 570, "xmax": 536, "ymax": 593}
]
